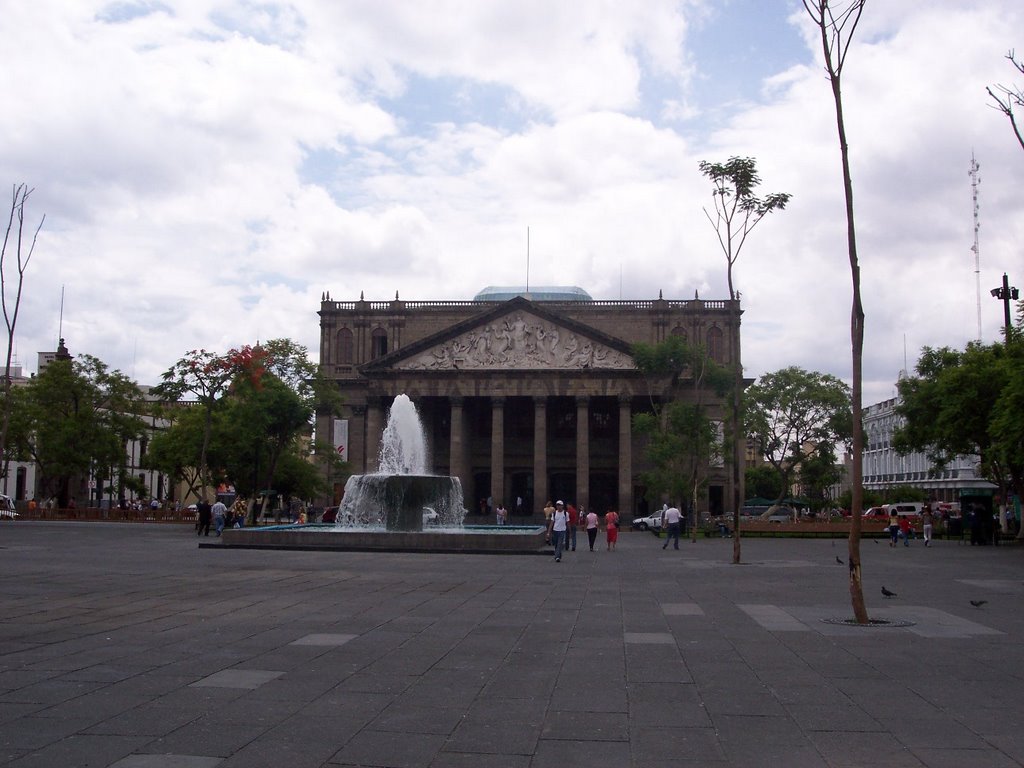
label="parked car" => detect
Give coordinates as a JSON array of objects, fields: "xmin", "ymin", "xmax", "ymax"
[
  {"xmin": 862, "ymin": 506, "xmax": 887, "ymax": 518},
  {"xmin": 321, "ymin": 506, "xmax": 339, "ymax": 523},
  {"xmin": 0, "ymin": 494, "xmax": 18, "ymax": 519},
  {"xmin": 631, "ymin": 512, "xmax": 663, "ymax": 532}
]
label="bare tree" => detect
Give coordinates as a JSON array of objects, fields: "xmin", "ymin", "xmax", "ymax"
[
  {"xmin": 803, "ymin": 0, "xmax": 869, "ymax": 624},
  {"xmin": 0, "ymin": 184, "xmax": 44, "ymax": 486},
  {"xmin": 987, "ymin": 50, "xmax": 1024, "ymax": 153},
  {"xmin": 698, "ymin": 157, "xmax": 790, "ymax": 565}
]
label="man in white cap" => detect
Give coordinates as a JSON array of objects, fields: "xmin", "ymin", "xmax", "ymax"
[{"xmin": 550, "ymin": 500, "xmax": 569, "ymax": 562}]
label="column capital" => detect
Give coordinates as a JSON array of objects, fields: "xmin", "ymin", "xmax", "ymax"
[
  {"xmin": 449, "ymin": 395, "xmax": 464, "ymax": 407},
  {"xmin": 492, "ymin": 396, "xmax": 506, "ymax": 407},
  {"xmin": 575, "ymin": 395, "xmax": 589, "ymax": 407},
  {"xmin": 352, "ymin": 405, "xmax": 367, "ymax": 416},
  {"xmin": 618, "ymin": 393, "xmax": 632, "ymax": 406}
]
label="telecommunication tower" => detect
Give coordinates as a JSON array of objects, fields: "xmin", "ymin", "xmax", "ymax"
[{"xmin": 970, "ymin": 153, "xmax": 982, "ymax": 341}]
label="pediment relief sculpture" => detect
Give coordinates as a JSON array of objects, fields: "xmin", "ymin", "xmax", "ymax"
[{"xmin": 396, "ymin": 311, "xmax": 635, "ymax": 371}]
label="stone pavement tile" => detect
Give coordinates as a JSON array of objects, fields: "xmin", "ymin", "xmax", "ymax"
[
  {"xmin": 328, "ymin": 729, "xmax": 447, "ymax": 768},
  {"xmin": 809, "ymin": 731, "xmax": 927, "ymax": 768},
  {"xmin": 85, "ymin": 702, "xmax": 202, "ymax": 737},
  {"xmin": 143, "ymin": 722, "xmax": 272, "ymax": 758},
  {"xmin": 0, "ymin": 714, "xmax": 100, "ymax": 751},
  {"xmin": 979, "ymin": 733, "xmax": 1024, "ymax": 764},
  {"xmin": 0, "ymin": 677, "xmax": 109, "ymax": 705},
  {"xmin": 713, "ymin": 714, "xmax": 809, "ymax": 746},
  {"xmin": 0, "ymin": 700, "xmax": 47, "ymax": 724},
  {"xmin": 627, "ymin": 682, "xmax": 709, "ymax": 728},
  {"xmin": 908, "ymin": 746, "xmax": 1021, "ymax": 768},
  {"xmin": 31, "ymin": 690, "xmax": 149, "ymax": 728},
  {"xmin": 190, "ymin": 669, "xmax": 284, "ymax": 690},
  {"xmin": 549, "ymin": 681, "xmax": 627, "ymax": 713},
  {"xmin": 892, "ymin": 715, "xmax": 997, "ymax": 749},
  {"xmin": 721, "ymin": 742, "xmax": 830, "ymax": 768},
  {"xmin": 783, "ymin": 702, "xmax": 882, "ymax": 732},
  {"xmin": 632, "ymin": 726, "xmax": 726, "ymax": 766},
  {"xmin": 461, "ymin": 696, "xmax": 543, "ymax": 726},
  {"xmin": 335, "ymin": 673, "xmax": 416, "ymax": 696},
  {"xmin": 625, "ymin": 654, "xmax": 691, "ymax": 684},
  {"xmin": 444, "ymin": 720, "xmax": 542, "ymax": 755},
  {"xmin": 541, "ymin": 709, "xmax": 628, "ymax": 741},
  {"xmin": 530, "ymin": 737, "xmax": 632, "ymax": 768},
  {"xmin": 624, "ymin": 631, "xmax": 674, "ymax": 645},
  {"xmin": 109, "ymin": 756, "xmax": 223, "ymax": 768},
  {"xmin": 369, "ymin": 704, "xmax": 466, "ymax": 735},
  {"xmin": 217, "ymin": 737, "xmax": 342, "ymax": 768},
  {"xmin": 701, "ymin": 689, "xmax": 787, "ymax": 718},
  {"xmin": 5, "ymin": 733, "xmax": 150, "ymax": 768},
  {"xmin": 428, "ymin": 750, "xmax": 530, "ymax": 768},
  {"xmin": 479, "ymin": 669, "xmax": 554, "ymax": 699}
]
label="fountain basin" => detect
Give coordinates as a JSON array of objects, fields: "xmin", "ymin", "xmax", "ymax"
[{"xmin": 216, "ymin": 524, "xmax": 549, "ymax": 555}]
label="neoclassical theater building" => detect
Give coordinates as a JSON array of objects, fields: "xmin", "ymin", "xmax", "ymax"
[{"xmin": 317, "ymin": 286, "xmax": 741, "ymax": 520}]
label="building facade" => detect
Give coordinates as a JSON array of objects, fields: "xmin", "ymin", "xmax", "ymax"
[
  {"xmin": 317, "ymin": 290, "xmax": 741, "ymax": 520},
  {"xmin": 862, "ymin": 395, "xmax": 995, "ymax": 500}
]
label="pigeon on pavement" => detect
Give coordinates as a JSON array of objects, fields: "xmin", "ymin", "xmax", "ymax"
[
  {"xmin": 881, "ymin": 586, "xmax": 897, "ymax": 598},
  {"xmin": 970, "ymin": 599, "xmax": 988, "ymax": 607}
]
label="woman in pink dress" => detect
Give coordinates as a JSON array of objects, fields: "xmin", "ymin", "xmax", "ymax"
[{"xmin": 604, "ymin": 509, "xmax": 619, "ymax": 551}]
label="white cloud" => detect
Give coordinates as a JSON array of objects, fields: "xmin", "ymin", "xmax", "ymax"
[{"xmin": 0, "ymin": 0, "xmax": 1021, "ymax": 417}]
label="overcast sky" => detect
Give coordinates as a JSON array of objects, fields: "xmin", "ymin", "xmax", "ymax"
[{"xmin": 2, "ymin": 0, "xmax": 1022, "ymax": 407}]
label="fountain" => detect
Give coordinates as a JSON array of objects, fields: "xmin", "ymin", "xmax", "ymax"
[
  {"xmin": 215, "ymin": 394, "xmax": 547, "ymax": 554},
  {"xmin": 337, "ymin": 394, "xmax": 466, "ymax": 531}
]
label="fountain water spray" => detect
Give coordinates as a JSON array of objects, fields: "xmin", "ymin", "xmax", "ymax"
[{"xmin": 338, "ymin": 395, "xmax": 467, "ymax": 530}]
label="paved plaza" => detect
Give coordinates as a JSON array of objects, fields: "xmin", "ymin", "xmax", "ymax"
[{"xmin": 1, "ymin": 522, "xmax": 1023, "ymax": 767}]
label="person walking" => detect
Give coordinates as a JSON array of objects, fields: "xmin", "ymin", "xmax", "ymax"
[
  {"xmin": 566, "ymin": 503, "xmax": 579, "ymax": 552},
  {"xmin": 212, "ymin": 498, "xmax": 227, "ymax": 536},
  {"xmin": 888, "ymin": 509, "xmax": 900, "ymax": 547},
  {"xmin": 543, "ymin": 500, "xmax": 555, "ymax": 543},
  {"xmin": 661, "ymin": 505, "xmax": 682, "ymax": 550},
  {"xmin": 604, "ymin": 509, "xmax": 619, "ymax": 551},
  {"xmin": 496, "ymin": 502, "xmax": 507, "ymax": 525},
  {"xmin": 196, "ymin": 498, "xmax": 212, "ymax": 537},
  {"xmin": 550, "ymin": 500, "xmax": 568, "ymax": 562},
  {"xmin": 922, "ymin": 506, "xmax": 934, "ymax": 547},
  {"xmin": 898, "ymin": 515, "xmax": 912, "ymax": 547},
  {"xmin": 585, "ymin": 508, "xmax": 599, "ymax": 551}
]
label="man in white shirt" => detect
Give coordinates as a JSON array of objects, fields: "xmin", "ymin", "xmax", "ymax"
[
  {"xmin": 212, "ymin": 499, "xmax": 228, "ymax": 536},
  {"xmin": 662, "ymin": 505, "xmax": 682, "ymax": 550},
  {"xmin": 550, "ymin": 500, "xmax": 568, "ymax": 562}
]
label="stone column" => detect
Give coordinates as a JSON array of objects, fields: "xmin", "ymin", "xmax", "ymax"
[
  {"xmin": 490, "ymin": 397, "xmax": 505, "ymax": 511},
  {"xmin": 618, "ymin": 395, "xmax": 633, "ymax": 516},
  {"xmin": 533, "ymin": 397, "xmax": 548, "ymax": 515},
  {"xmin": 449, "ymin": 397, "xmax": 468, "ymax": 507},
  {"xmin": 365, "ymin": 399, "xmax": 383, "ymax": 473},
  {"xmin": 575, "ymin": 396, "xmax": 590, "ymax": 512}
]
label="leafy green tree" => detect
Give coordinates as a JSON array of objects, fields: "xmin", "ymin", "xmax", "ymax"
[
  {"xmin": 633, "ymin": 335, "xmax": 731, "ymax": 539},
  {"xmin": 745, "ymin": 366, "xmax": 852, "ymax": 509},
  {"xmin": 11, "ymin": 355, "xmax": 147, "ymax": 506},
  {"xmin": 796, "ymin": 446, "xmax": 844, "ymax": 513},
  {"xmin": 895, "ymin": 341, "xmax": 1021, "ymax": 534},
  {"xmin": 699, "ymin": 156, "xmax": 791, "ymax": 563},
  {"xmin": 745, "ymin": 464, "xmax": 783, "ymax": 501}
]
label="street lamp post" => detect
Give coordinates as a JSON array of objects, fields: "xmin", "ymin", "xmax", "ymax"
[{"xmin": 990, "ymin": 273, "xmax": 1019, "ymax": 347}]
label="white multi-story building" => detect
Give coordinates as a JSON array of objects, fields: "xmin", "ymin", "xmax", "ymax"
[{"xmin": 862, "ymin": 395, "xmax": 996, "ymax": 501}]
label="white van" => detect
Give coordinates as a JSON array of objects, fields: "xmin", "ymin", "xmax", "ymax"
[{"xmin": 883, "ymin": 502, "xmax": 924, "ymax": 518}]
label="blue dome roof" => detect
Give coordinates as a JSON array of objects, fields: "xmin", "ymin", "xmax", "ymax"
[{"xmin": 473, "ymin": 285, "xmax": 593, "ymax": 302}]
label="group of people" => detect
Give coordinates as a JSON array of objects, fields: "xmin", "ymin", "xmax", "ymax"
[
  {"xmin": 196, "ymin": 497, "xmax": 249, "ymax": 536},
  {"xmin": 888, "ymin": 507, "xmax": 934, "ymax": 547},
  {"xmin": 544, "ymin": 499, "xmax": 620, "ymax": 560}
]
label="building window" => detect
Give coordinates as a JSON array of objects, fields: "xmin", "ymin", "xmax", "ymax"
[
  {"xmin": 336, "ymin": 328, "xmax": 354, "ymax": 364},
  {"xmin": 371, "ymin": 328, "xmax": 388, "ymax": 359},
  {"xmin": 707, "ymin": 326, "xmax": 724, "ymax": 363},
  {"xmin": 671, "ymin": 325, "xmax": 687, "ymax": 342}
]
